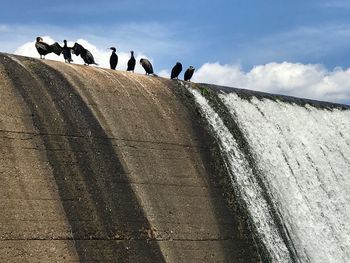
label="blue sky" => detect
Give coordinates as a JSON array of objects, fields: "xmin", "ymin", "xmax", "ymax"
[{"xmin": 1, "ymin": 0, "xmax": 350, "ymax": 103}]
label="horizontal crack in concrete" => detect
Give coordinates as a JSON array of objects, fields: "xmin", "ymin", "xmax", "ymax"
[{"xmin": 0, "ymin": 129, "xmax": 206, "ymax": 149}]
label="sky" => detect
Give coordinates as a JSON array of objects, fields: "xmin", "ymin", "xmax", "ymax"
[{"xmin": 1, "ymin": 0, "xmax": 350, "ymax": 104}]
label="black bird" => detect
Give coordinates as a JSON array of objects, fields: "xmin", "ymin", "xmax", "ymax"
[
  {"xmin": 35, "ymin": 37, "xmax": 62, "ymax": 59},
  {"xmin": 184, "ymin": 66, "xmax": 195, "ymax": 82},
  {"xmin": 62, "ymin": 40, "xmax": 73, "ymax": 63},
  {"xmin": 127, "ymin": 51, "xmax": 136, "ymax": 72},
  {"xmin": 71, "ymin": 42, "xmax": 98, "ymax": 65},
  {"xmin": 35, "ymin": 37, "xmax": 51, "ymax": 59},
  {"xmin": 171, "ymin": 62, "xmax": 182, "ymax": 79},
  {"xmin": 109, "ymin": 47, "xmax": 118, "ymax": 70},
  {"xmin": 140, "ymin": 58, "xmax": 154, "ymax": 75}
]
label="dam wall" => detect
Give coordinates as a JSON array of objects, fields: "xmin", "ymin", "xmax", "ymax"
[
  {"xmin": 1, "ymin": 53, "xmax": 349, "ymax": 262},
  {"xmin": 0, "ymin": 54, "xmax": 258, "ymax": 262}
]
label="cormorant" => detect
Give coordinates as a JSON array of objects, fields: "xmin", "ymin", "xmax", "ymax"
[
  {"xmin": 109, "ymin": 47, "xmax": 118, "ymax": 70},
  {"xmin": 171, "ymin": 62, "xmax": 182, "ymax": 79},
  {"xmin": 35, "ymin": 37, "xmax": 63, "ymax": 59},
  {"xmin": 127, "ymin": 51, "xmax": 136, "ymax": 72},
  {"xmin": 35, "ymin": 37, "xmax": 51, "ymax": 59},
  {"xmin": 140, "ymin": 58, "xmax": 153, "ymax": 75},
  {"xmin": 72, "ymin": 43, "xmax": 98, "ymax": 65},
  {"xmin": 184, "ymin": 66, "xmax": 195, "ymax": 82},
  {"xmin": 62, "ymin": 40, "xmax": 73, "ymax": 63}
]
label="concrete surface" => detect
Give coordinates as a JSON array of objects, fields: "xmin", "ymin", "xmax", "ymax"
[{"xmin": 0, "ymin": 53, "xmax": 259, "ymax": 262}]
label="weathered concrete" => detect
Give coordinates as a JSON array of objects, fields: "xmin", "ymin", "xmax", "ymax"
[{"xmin": 0, "ymin": 54, "xmax": 259, "ymax": 262}]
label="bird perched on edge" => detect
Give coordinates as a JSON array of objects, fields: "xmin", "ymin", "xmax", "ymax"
[
  {"xmin": 62, "ymin": 40, "xmax": 73, "ymax": 63},
  {"xmin": 171, "ymin": 62, "xmax": 182, "ymax": 79},
  {"xmin": 109, "ymin": 47, "xmax": 118, "ymax": 70},
  {"xmin": 140, "ymin": 58, "xmax": 154, "ymax": 75},
  {"xmin": 71, "ymin": 43, "xmax": 98, "ymax": 66},
  {"xmin": 35, "ymin": 37, "xmax": 62, "ymax": 59},
  {"xmin": 127, "ymin": 51, "xmax": 136, "ymax": 72},
  {"xmin": 184, "ymin": 66, "xmax": 195, "ymax": 82}
]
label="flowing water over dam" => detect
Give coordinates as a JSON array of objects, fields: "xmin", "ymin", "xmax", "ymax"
[
  {"xmin": 0, "ymin": 53, "xmax": 349, "ymax": 262},
  {"xmin": 189, "ymin": 87, "xmax": 350, "ymax": 262}
]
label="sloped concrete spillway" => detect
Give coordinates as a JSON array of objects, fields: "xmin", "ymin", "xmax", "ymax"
[
  {"xmin": 0, "ymin": 53, "xmax": 259, "ymax": 262},
  {"xmin": 1, "ymin": 54, "xmax": 350, "ymax": 263}
]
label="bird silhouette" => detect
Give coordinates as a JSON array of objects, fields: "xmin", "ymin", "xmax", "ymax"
[
  {"xmin": 184, "ymin": 66, "xmax": 195, "ymax": 81},
  {"xmin": 171, "ymin": 62, "xmax": 183, "ymax": 79},
  {"xmin": 127, "ymin": 51, "xmax": 136, "ymax": 72},
  {"xmin": 35, "ymin": 37, "xmax": 62, "ymax": 59},
  {"xmin": 140, "ymin": 58, "xmax": 154, "ymax": 75},
  {"xmin": 72, "ymin": 43, "xmax": 98, "ymax": 65},
  {"xmin": 62, "ymin": 40, "xmax": 73, "ymax": 63},
  {"xmin": 109, "ymin": 47, "xmax": 118, "ymax": 70}
]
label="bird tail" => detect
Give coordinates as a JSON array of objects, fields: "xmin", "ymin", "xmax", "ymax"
[{"xmin": 152, "ymin": 73, "xmax": 158, "ymax": 77}]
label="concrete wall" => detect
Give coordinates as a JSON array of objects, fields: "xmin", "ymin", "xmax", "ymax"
[{"xmin": 0, "ymin": 54, "xmax": 259, "ymax": 262}]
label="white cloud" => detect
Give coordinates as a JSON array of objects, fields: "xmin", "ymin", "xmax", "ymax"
[
  {"xmin": 192, "ymin": 62, "xmax": 350, "ymax": 104},
  {"xmin": 14, "ymin": 36, "xmax": 150, "ymax": 73}
]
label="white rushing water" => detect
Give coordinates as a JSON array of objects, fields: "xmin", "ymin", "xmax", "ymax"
[
  {"xmin": 189, "ymin": 89, "xmax": 292, "ymax": 262},
  {"xmin": 190, "ymin": 86, "xmax": 350, "ymax": 262},
  {"xmin": 219, "ymin": 93, "xmax": 350, "ymax": 263}
]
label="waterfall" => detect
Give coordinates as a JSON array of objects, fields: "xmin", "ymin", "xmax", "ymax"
[{"xmin": 189, "ymin": 87, "xmax": 350, "ymax": 263}]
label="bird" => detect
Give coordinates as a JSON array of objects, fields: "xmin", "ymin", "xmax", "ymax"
[
  {"xmin": 35, "ymin": 37, "xmax": 63, "ymax": 59},
  {"xmin": 171, "ymin": 62, "xmax": 182, "ymax": 79},
  {"xmin": 62, "ymin": 40, "xmax": 73, "ymax": 63},
  {"xmin": 109, "ymin": 47, "xmax": 118, "ymax": 70},
  {"xmin": 184, "ymin": 66, "xmax": 195, "ymax": 82},
  {"xmin": 72, "ymin": 43, "xmax": 98, "ymax": 65},
  {"xmin": 35, "ymin": 37, "xmax": 51, "ymax": 59},
  {"xmin": 127, "ymin": 51, "xmax": 136, "ymax": 72},
  {"xmin": 140, "ymin": 58, "xmax": 154, "ymax": 75}
]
